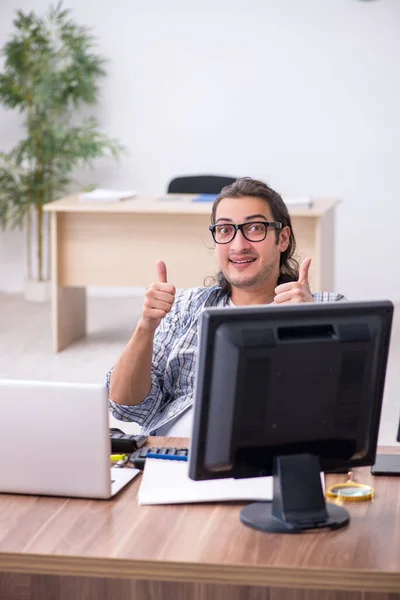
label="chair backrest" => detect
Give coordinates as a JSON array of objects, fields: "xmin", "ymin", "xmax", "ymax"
[{"xmin": 167, "ymin": 174, "xmax": 237, "ymax": 194}]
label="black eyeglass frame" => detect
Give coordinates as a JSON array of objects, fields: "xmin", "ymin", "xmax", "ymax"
[{"xmin": 209, "ymin": 221, "xmax": 283, "ymax": 244}]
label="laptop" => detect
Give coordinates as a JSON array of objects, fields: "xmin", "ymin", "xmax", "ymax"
[{"xmin": 0, "ymin": 379, "xmax": 140, "ymax": 499}]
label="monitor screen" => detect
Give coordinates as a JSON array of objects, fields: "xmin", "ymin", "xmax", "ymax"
[{"xmin": 189, "ymin": 300, "xmax": 393, "ymax": 533}]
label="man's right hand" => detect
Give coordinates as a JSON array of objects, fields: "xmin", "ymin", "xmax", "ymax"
[{"xmin": 139, "ymin": 260, "xmax": 176, "ymax": 332}]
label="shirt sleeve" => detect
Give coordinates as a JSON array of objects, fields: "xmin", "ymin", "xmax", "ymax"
[{"xmin": 107, "ymin": 290, "xmax": 185, "ymax": 428}]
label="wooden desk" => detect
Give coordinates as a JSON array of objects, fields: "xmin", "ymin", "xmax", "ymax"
[
  {"xmin": 1, "ymin": 440, "xmax": 400, "ymax": 600},
  {"xmin": 44, "ymin": 194, "xmax": 340, "ymax": 352}
]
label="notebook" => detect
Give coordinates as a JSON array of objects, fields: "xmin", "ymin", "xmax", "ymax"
[{"xmin": 0, "ymin": 379, "xmax": 140, "ymax": 499}]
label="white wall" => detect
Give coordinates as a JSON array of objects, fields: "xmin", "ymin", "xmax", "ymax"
[{"xmin": 0, "ymin": 0, "xmax": 399, "ymax": 299}]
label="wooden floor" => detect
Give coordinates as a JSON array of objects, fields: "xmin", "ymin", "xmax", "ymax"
[{"xmin": 1, "ymin": 292, "xmax": 400, "ymax": 444}]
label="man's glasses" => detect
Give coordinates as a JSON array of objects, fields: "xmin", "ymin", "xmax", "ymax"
[{"xmin": 209, "ymin": 221, "xmax": 282, "ymax": 244}]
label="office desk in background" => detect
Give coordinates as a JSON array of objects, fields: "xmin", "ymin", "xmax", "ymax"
[
  {"xmin": 1, "ymin": 440, "xmax": 400, "ymax": 600},
  {"xmin": 44, "ymin": 195, "xmax": 340, "ymax": 351}
]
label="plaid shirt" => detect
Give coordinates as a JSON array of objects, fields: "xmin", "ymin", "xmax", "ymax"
[{"xmin": 107, "ymin": 285, "xmax": 345, "ymax": 434}]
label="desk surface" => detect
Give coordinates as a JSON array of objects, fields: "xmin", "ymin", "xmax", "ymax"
[
  {"xmin": 43, "ymin": 194, "xmax": 340, "ymax": 218},
  {"xmin": 1, "ymin": 440, "xmax": 398, "ymax": 593}
]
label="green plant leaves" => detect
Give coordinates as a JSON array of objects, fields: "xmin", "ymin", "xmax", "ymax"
[{"xmin": 0, "ymin": 2, "xmax": 124, "ymax": 279}]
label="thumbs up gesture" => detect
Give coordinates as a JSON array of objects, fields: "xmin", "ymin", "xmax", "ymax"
[
  {"xmin": 274, "ymin": 258, "xmax": 314, "ymax": 304},
  {"xmin": 140, "ymin": 260, "xmax": 176, "ymax": 332}
]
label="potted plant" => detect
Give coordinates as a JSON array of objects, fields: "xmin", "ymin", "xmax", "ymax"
[{"xmin": 0, "ymin": 3, "xmax": 123, "ymax": 301}]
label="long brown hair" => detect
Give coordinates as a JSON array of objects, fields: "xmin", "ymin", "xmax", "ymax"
[{"xmin": 209, "ymin": 177, "xmax": 299, "ymax": 295}]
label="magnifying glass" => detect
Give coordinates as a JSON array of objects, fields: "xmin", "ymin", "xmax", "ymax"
[{"xmin": 326, "ymin": 472, "xmax": 374, "ymax": 502}]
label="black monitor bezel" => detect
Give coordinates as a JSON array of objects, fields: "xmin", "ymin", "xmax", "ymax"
[{"xmin": 189, "ymin": 300, "xmax": 393, "ymax": 481}]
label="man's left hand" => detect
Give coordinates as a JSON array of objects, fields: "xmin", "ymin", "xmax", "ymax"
[{"xmin": 274, "ymin": 257, "xmax": 314, "ymax": 304}]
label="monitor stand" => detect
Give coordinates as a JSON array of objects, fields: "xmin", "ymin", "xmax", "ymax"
[{"xmin": 240, "ymin": 453, "xmax": 350, "ymax": 534}]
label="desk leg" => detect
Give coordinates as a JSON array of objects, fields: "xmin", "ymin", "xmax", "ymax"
[
  {"xmin": 50, "ymin": 211, "xmax": 87, "ymax": 352},
  {"xmin": 52, "ymin": 285, "xmax": 86, "ymax": 352},
  {"xmin": 292, "ymin": 210, "xmax": 335, "ymax": 293},
  {"xmin": 316, "ymin": 206, "xmax": 335, "ymax": 292}
]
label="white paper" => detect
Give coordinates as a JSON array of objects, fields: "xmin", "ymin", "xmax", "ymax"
[
  {"xmin": 283, "ymin": 197, "xmax": 313, "ymax": 208},
  {"xmin": 137, "ymin": 458, "xmax": 270, "ymax": 505},
  {"xmin": 137, "ymin": 458, "xmax": 325, "ymax": 505},
  {"xmin": 78, "ymin": 188, "xmax": 136, "ymax": 202}
]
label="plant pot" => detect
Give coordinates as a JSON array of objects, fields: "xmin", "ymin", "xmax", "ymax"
[{"xmin": 24, "ymin": 278, "xmax": 51, "ymax": 302}]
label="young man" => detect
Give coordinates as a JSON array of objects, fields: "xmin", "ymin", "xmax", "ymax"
[{"xmin": 107, "ymin": 178, "xmax": 344, "ymax": 435}]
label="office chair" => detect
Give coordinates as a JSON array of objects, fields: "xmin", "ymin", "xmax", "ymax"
[{"xmin": 167, "ymin": 174, "xmax": 237, "ymax": 195}]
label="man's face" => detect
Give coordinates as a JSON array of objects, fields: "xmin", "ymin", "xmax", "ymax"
[{"xmin": 213, "ymin": 196, "xmax": 290, "ymax": 290}]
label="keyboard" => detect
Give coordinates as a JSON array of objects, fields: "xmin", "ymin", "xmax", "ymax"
[{"xmin": 130, "ymin": 446, "xmax": 189, "ymax": 469}]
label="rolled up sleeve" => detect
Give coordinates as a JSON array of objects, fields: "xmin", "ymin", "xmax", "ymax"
[
  {"xmin": 108, "ymin": 371, "xmax": 163, "ymax": 427},
  {"xmin": 106, "ymin": 291, "xmax": 185, "ymax": 427}
]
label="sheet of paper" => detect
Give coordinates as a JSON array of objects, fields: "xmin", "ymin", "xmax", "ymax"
[
  {"xmin": 282, "ymin": 197, "xmax": 313, "ymax": 208},
  {"xmin": 137, "ymin": 458, "xmax": 325, "ymax": 505},
  {"xmin": 78, "ymin": 188, "xmax": 136, "ymax": 202},
  {"xmin": 137, "ymin": 458, "xmax": 270, "ymax": 505}
]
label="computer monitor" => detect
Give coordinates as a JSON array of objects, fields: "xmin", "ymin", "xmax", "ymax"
[{"xmin": 189, "ymin": 300, "xmax": 393, "ymax": 533}]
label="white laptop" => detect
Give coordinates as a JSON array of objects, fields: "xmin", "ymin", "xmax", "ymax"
[{"xmin": 0, "ymin": 379, "xmax": 140, "ymax": 499}]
